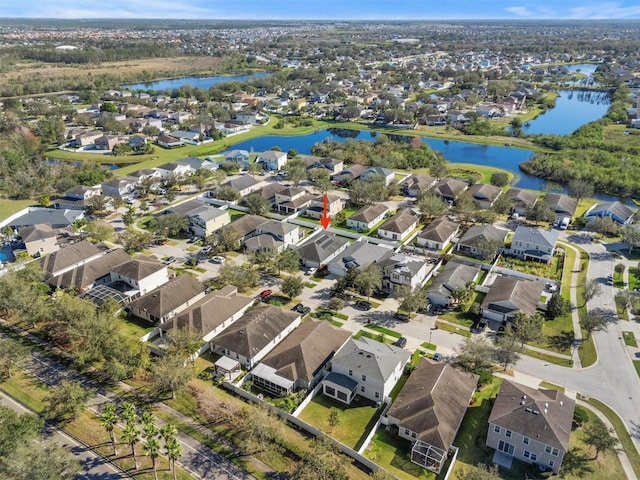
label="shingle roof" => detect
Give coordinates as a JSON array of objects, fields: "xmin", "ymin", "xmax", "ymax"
[
  {"xmin": 185, "ymin": 205, "xmax": 228, "ymax": 222},
  {"xmin": 213, "ymin": 304, "xmax": 300, "ymax": 359},
  {"xmin": 507, "ymin": 188, "xmax": 538, "ymax": 208},
  {"xmin": 47, "ymin": 248, "xmax": 131, "ymax": 290},
  {"xmin": 427, "ymin": 260, "xmax": 480, "ymax": 299},
  {"xmin": 489, "ymin": 380, "xmax": 574, "ymax": 452},
  {"xmin": 468, "ymin": 183, "xmax": 502, "ymax": 202},
  {"xmin": 39, "ymin": 240, "xmax": 105, "ymax": 276},
  {"xmin": 244, "ymin": 234, "xmax": 283, "ymax": 250},
  {"xmin": 418, "ymin": 216, "xmax": 459, "ymax": 243},
  {"xmin": 586, "ymin": 201, "xmax": 635, "ymax": 222},
  {"xmin": 332, "ymin": 337, "xmax": 411, "ymax": 383},
  {"xmin": 511, "ymin": 226, "xmax": 559, "ymax": 250},
  {"xmin": 257, "ymin": 220, "xmax": 298, "ymax": 236},
  {"xmin": 481, "ymin": 276, "xmax": 544, "ymax": 317},
  {"xmin": 349, "ymin": 204, "xmax": 389, "ymax": 224},
  {"xmin": 296, "ymin": 233, "xmax": 349, "ymax": 264},
  {"xmin": 224, "ymin": 175, "xmax": 258, "ymax": 192},
  {"xmin": 19, "ymin": 224, "xmax": 57, "ymax": 242},
  {"xmin": 128, "ymin": 275, "xmax": 206, "ymax": 319},
  {"xmin": 8, "ymin": 208, "xmax": 83, "ymax": 228},
  {"xmin": 111, "ymin": 257, "xmax": 165, "ymax": 281},
  {"xmin": 378, "ymin": 209, "xmax": 419, "ymax": 234},
  {"xmin": 432, "ymin": 178, "xmax": 469, "ymax": 199},
  {"xmin": 401, "ymin": 174, "xmax": 437, "ymax": 193},
  {"xmin": 543, "ymin": 194, "xmax": 577, "ymax": 216},
  {"xmin": 458, "ymin": 224, "xmax": 508, "ymax": 247},
  {"xmin": 387, "ymin": 360, "xmax": 478, "ymax": 448},
  {"xmin": 229, "ymin": 215, "xmax": 268, "ymax": 238}
]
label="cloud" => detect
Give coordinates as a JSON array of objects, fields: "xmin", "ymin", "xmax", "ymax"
[
  {"xmin": 568, "ymin": 2, "xmax": 640, "ymax": 19},
  {"xmin": 505, "ymin": 6, "xmax": 533, "ymax": 17}
]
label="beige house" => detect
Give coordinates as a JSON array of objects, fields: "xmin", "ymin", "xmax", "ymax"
[
  {"xmin": 306, "ymin": 194, "xmax": 346, "ymax": 220},
  {"xmin": 185, "ymin": 205, "xmax": 231, "ymax": 237},
  {"xmin": 19, "ymin": 225, "xmax": 61, "ymax": 257}
]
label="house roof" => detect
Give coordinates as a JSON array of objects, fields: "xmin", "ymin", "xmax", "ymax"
[
  {"xmin": 277, "ymin": 186, "xmax": 306, "ymax": 198},
  {"xmin": 224, "ymin": 149, "xmax": 249, "ymax": 159},
  {"xmin": 157, "ymin": 161, "xmax": 189, "ymax": 172},
  {"xmin": 329, "ymin": 241, "xmax": 394, "ymax": 271},
  {"xmin": 39, "ymin": 240, "xmax": 106, "ymax": 276},
  {"xmin": 258, "ymin": 319, "xmax": 351, "ymax": 384},
  {"xmin": 8, "ymin": 208, "xmax": 84, "ymax": 228},
  {"xmin": 481, "ymin": 276, "xmax": 544, "ymax": 317},
  {"xmin": 363, "ymin": 166, "xmax": 395, "ymax": 178},
  {"xmin": 186, "ymin": 205, "xmax": 228, "ymax": 222},
  {"xmin": 586, "ymin": 201, "xmax": 635, "ymax": 222},
  {"xmin": 224, "ymin": 175, "xmax": 258, "ymax": 192},
  {"xmin": 507, "ymin": 188, "xmax": 538, "ymax": 208},
  {"xmin": 340, "ymin": 164, "xmax": 366, "ymax": 178},
  {"xmin": 229, "ymin": 215, "xmax": 268, "ymax": 238},
  {"xmin": 47, "ymin": 248, "xmax": 131, "ymax": 290},
  {"xmin": 378, "ymin": 209, "xmax": 420, "ymax": 234},
  {"xmin": 212, "ymin": 304, "xmax": 300, "ymax": 359},
  {"xmin": 257, "ymin": 219, "xmax": 298, "ymax": 236},
  {"xmin": 458, "ymin": 224, "xmax": 508, "ymax": 247},
  {"xmin": 101, "ymin": 176, "xmax": 137, "ymax": 189},
  {"xmin": 332, "ymin": 337, "xmax": 411, "ymax": 383},
  {"xmin": 511, "ymin": 226, "xmax": 559, "ymax": 250},
  {"xmin": 543, "ymin": 194, "xmax": 578, "ymax": 216},
  {"xmin": 128, "ymin": 275, "xmax": 206, "ymax": 319},
  {"xmin": 256, "ymin": 183, "xmax": 286, "ymax": 201},
  {"xmin": 427, "ymin": 259, "xmax": 480, "ymax": 300},
  {"xmin": 19, "ymin": 224, "xmax": 58, "ymax": 242},
  {"xmin": 468, "ymin": 183, "xmax": 502, "ymax": 202},
  {"xmin": 387, "ymin": 360, "xmax": 478, "ymax": 448},
  {"xmin": 432, "ymin": 178, "xmax": 469, "ymax": 199},
  {"xmin": 379, "ymin": 253, "xmax": 427, "ymax": 278},
  {"xmin": 244, "ymin": 234, "xmax": 283, "ymax": 250},
  {"xmin": 418, "ymin": 216, "xmax": 459, "ymax": 243},
  {"xmin": 258, "ymin": 150, "xmax": 287, "ymax": 161},
  {"xmin": 489, "ymin": 380, "xmax": 574, "ymax": 452},
  {"xmin": 296, "ymin": 232, "xmax": 349, "ymax": 265},
  {"xmin": 165, "ymin": 199, "xmax": 207, "ymax": 216},
  {"xmin": 160, "ymin": 286, "xmax": 254, "ymax": 337},
  {"xmin": 401, "ymin": 174, "xmax": 437, "ymax": 193},
  {"xmin": 110, "ymin": 257, "xmax": 165, "ymax": 281},
  {"xmin": 349, "ymin": 204, "xmax": 389, "ymax": 224}
]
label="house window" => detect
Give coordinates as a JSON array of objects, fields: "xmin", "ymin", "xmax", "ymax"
[
  {"xmin": 375, "ymin": 392, "xmax": 379, "ymax": 399},
  {"xmin": 523, "ymin": 437, "xmax": 530, "ymax": 445},
  {"xmin": 348, "ymin": 370, "xmax": 353, "ymax": 377},
  {"xmin": 411, "ymin": 432, "xmax": 417, "ymax": 438},
  {"xmin": 548, "ymin": 460, "xmax": 555, "ymax": 468},
  {"xmin": 360, "ymin": 386, "xmax": 365, "ymax": 393},
  {"xmin": 545, "ymin": 446, "xmax": 552, "ymax": 454},
  {"xmin": 523, "ymin": 451, "xmax": 531, "ymax": 459},
  {"xmin": 404, "ymin": 429, "xmax": 410, "ymax": 436},
  {"xmin": 505, "ymin": 430, "xmax": 512, "ymax": 438},
  {"xmin": 552, "ymin": 448, "xmax": 559, "ymax": 456},
  {"xmin": 530, "ymin": 452, "xmax": 538, "ymax": 461},
  {"xmin": 494, "ymin": 425, "xmax": 501, "ymax": 434},
  {"xmin": 362, "ymin": 374, "xmax": 366, "ymax": 381}
]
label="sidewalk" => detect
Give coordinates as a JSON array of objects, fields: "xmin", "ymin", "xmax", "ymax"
[{"xmin": 558, "ymin": 241, "xmax": 583, "ymax": 368}]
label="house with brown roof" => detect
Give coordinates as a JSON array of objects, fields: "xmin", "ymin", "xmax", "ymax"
[
  {"xmin": 400, "ymin": 174, "xmax": 437, "ymax": 197},
  {"xmin": 39, "ymin": 240, "xmax": 107, "ymax": 278},
  {"xmin": 507, "ymin": 188, "xmax": 539, "ymax": 216},
  {"xmin": 543, "ymin": 194, "xmax": 578, "ymax": 219},
  {"xmin": 332, "ymin": 164, "xmax": 366, "ymax": 186},
  {"xmin": 431, "ymin": 178, "xmax": 470, "ymax": 203},
  {"xmin": 456, "ymin": 224, "xmax": 508, "ymax": 259},
  {"xmin": 486, "ymin": 380, "xmax": 575, "ymax": 475},
  {"xmin": 378, "ymin": 209, "xmax": 420, "ymax": 242},
  {"xmin": 127, "ymin": 274, "xmax": 207, "ymax": 324},
  {"xmin": 468, "ymin": 183, "xmax": 503, "ymax": 208},
  {"xmin": 480, "ymin": 276, "xmax": 545, "ymax": 323},
  {"xmin": 274, "ymin": 187, "xmax": 313, "ymax": 215},
  {"xmin": 250, "ymin": 319, "xmax": 351, "ymax": 396},
  {"xmin": 211, "ymin": 304, "xmax": 302, "ymax": 369},
  {"xmin": 386, "ymin": 360, "xmax": 478, "ymax": 473},
  {"xmin": 417, "ymin": 216, "xmax": 459, "ymax": 251},
  {"xmin": 306, "ymin": 194, "xmax": 346, "ymax": 220},
  {"xmin": 346, "ymin": 204, "xmax": 390, "ymax": 231},
  {"xmin": 228, "ymin": 214, "xmax": 269, "ymax": 241},
  {"xmin": 254, "ymin": 183, "xmax": 286, "ymax": 206},
  {"xmin": 108, "ymin": 256, "xmax": 168, "ymax": 296},
  {"xmin": 19, "ymin": 225, "xmax": 62, "ymax": 257}
]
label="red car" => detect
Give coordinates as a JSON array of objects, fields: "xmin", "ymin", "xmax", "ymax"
[{"xmin": 259, "ymin": 289, "xmax": 273, "ymax": 299}]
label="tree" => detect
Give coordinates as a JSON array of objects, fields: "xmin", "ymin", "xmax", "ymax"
[
  {"xmin": 143, "ymin": 437, "xmax": 162, "ymax": 480},
  {"xmin": 546, "ymin": 293, "xmax": 571, "ymax": 320},
  {"xmin": 568, "ymin": 179, "xmax": 594, "ymax": 203},
  {"xmin": 308, "ymin": 168, "xmax": 332, "ymax": 193},
  {"xmin": 457, "ymin": 463, "xmax": 501, "ymax": 480},
  {"xmin": 494, "ymin": 334, "xmax": 522, "ymax": 370},
  {"xmin": 165, "ymin": 327, "xmax": 203, "ymax": 361},
  {"xmin": 99, "ymin": 403, "xmax": 119, "ymax": 455},
  {"xmin": 474, "ymin": 238, "xmax": 503, "ymax": 261},
  {"xmin": 282, "ymin": 275, "xmax": 304, "ymax": 299},
  {"xmin": 621, "ymin": 224, "xmax": 640, "ymax": 253},
  {"xmin": 149, "ymin": 212, "xmax": 188, "ymax": 238},
  {"xmin": 160, "ymin": 423, "xmax": 178, "ymax": 443},
  {"xmin": 293, "ymin": 437, "xmax": 346, "ymax": 480},
  {"xmin": 151, "ymin": 356, "xmax": 193, "ymax": 400},
  {"xmin": 87, "ymin": 195, "xmax": 111, "ymax": 216},
  {"xmin": 400, "ymin": 287, "xmax": 428, "ymax": 315},
  {"xmin": 117, "ymin": 229, "xmax": 154, "ymax": 252},
  {"xmin": 328, "ymin": 408, "xmax": 340, "ymax": 431},
  {"xmin": 369, "ymin": 471, "xmax": 396, "ymax": 480},
  {"xmin": 453, "ymin": 192, "xmax": 477, "ymax": 224},
  {"xmin": 456, "ymin": 336, "xmax": 495, "ymax": 371},
  {"xmin": 615, "ymin": 289, "xmax": 634, "ymax": 312},
  {"xmin": 214, "ymin": 225, "xmax": 242, "ymax": 252},
  {"xmin": 328, "ymin": 297, "xmax": 345, "ymax": 312},
  {"xmin": 490, "ymin": 172, "xmax": 509, "ymax": 187},
  {"xmin": 580, "ymin": 311, "xmax": 609, "ymax": 340},
  {"xmin": 243, "ymin": 193, "xmax": 270, "ymax": 216},
  {"xmin": 236, "ymin": 405, "xmax": 283, "ymax": 455},
  {"xmin": 582, "ymin": 279, "xmax": 602, "ymax": 306},
  {"xmin": 217, "ymin": 263, "xmax": 259, "ymax": 292},
  {"xmin": 583, "ymin": 420, "xmax": 618, "ymax": 460},
  {"xmin": 416, "ymin": 192, "xmax": 448, "ymax": 220},
  {"xmin": 44, "ymin": 380, "xmax": 95, "ymax": 422},
  {"xmin": 209, "ymin": 169, "xmax": 227, "ymax": 189},
  {"xmin": 509, "ymin": 312, "xmax": 543, "ymax": 347},
  {"xmin": 100, "ymin": 101, "xmax": 119, "ymax": 113},
  {"xmin": 121, "ymin": 423, "xmax": 141, "ymax": 470},
  {"xmin": 588, "ymin": 217, "xmax": 620, "ymax": 237},
  {"xmin": 84, "ymin": 219, "xmax": 114, "ymax": 242},
  {"xmin": 0, "ymin": 406, "xmax": 43, "ymax": 459},
  {"xmin": 276, "ymin": 248, "xmax": 301, "ymax": 274},
  {"xmin": 247, "ymin": 162, "xmax": 263, "ymax": 178},
  {"xmin": 614, "ymin": 263, "xmax": 625, "ymax": 276},
  {"xmin": 527, "ymin": 201, "xmax": 557, "ymax": 224},
  {"xmin": 4, "ymin": 439, "xmax": 80, "ymax": 480},
  {"xmin": 354, "ymin": 264, "xmax": 383, "ymax": 300},
  {"xmin": 216, "ymin": 186, "xmax": 241, "ymax": 202},
  {"xmin": 165, "ymin": 437, "xmax": 182, "ymax": 480},
  {"xmin": 284, "ymin": 158, "xmax": 307, "ymax": 185},
  {"xmin": 0, "ymin": 337, "xmax": 29, "ymax": 378}
]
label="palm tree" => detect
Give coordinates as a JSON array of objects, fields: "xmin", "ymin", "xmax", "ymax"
[
  {"xmin": 121, "ymin": 423, "xmax": 140, "ymax": 470},
  {"xmin": 165, "ymin": 438, "xmax": 183, "ymax": 480},
  {"xmin": 159, "ymin": 424, "xmax": 178, "ymax": 443},
  {"xmin": 143, "ymin": 437, "xmax": 161, "ymax": 480},
  {"xmin": 99, "ymin": 403, "xmax": 119, "ymax": 455},
  {"xmin": 120, "ymin": 402, "xmax": 138, "ymax": 426},
  {"xmin": 142, "ymin": 418, "xmax": 159, "ymax": 440}
]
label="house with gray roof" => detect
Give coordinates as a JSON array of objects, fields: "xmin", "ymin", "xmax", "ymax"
[
  {"xmin": 332, "ymin": 164, "xmax": 366, "ymax": 185},
  {"xmin": 108, "ymin": 256, "xmax": 168, "ymax": 296},
  {"xmin": 222, "ymin": 175, "xmax": 259, "ymax": 197},
  {"xmin": 54, "ymin": 185, "xmax": 102, "ymax": 210},
  {"xmin": 228, "ymin": 214, "xmax": 268, "ymax": 240},
  {"xmin": 468, "ymin": 183, "xmax": 503, "ymax": 208},
  {"xmin": 322, "ymin": 337, "xmax": 411, "ymax": 405},
  {"xmin": 360, "ymin": 166, "xmax": 396, "ymax": 186},
  {"xmin": 8, "ymin": 207, "xmax": 84, "ymax": 230},
  {"xmin": 378, "ymin": 209, "xmax": 420, "ymax": 242},
  {"xmin": 417, "ymin": 216, "xmax": 459, "ymax": 251},
  {"xmin": 585, "ymin": 201, "xmax": 635, "ymax": 225},
  {"xmin": 506, "ymin": 226, "xmax": 559, "ymax": 264},
  {"xmin": 211, "ymin": 304, "xmax": 301, "ymax": 369},
  {"xmin": 427, "ymin": 259, "xmax": 481, "ymax": 308},
  {"xmin": 295, "ymin": 232, "xmax": 350, "ymax": 269},
  {"xmin": 253, "ymin": 220, "xmax": 302, "ymax": 246},
  {"xmin": 256, "ymin": 150, "xmax": 288, "ymax": 171},
  {"xmin": 400, "ymin": 173, "xmax": 438, "ymax": 197},
  {"xmin": 39, "ymin": 240, "xmax": 106, "ymax": 278},
  {"xmin": 101, "ymin": 176, "xmax": 138, "ymax": 199},
  {"xmin": 224, "ymin": 149, "xmax": 250, "ymax": 166},
  {"xmin": 386, "ymin": 360, "xmax": 478, "ymax": 473},
  {"xmin": 184, "ymin": 204, "xmax": 230, "ymax": 237},
  {"xmin": 328, "ymin": 240, "xmax": 395, "ymax": 277},
  {"xmin": 543, "ymin": 194, "xmax": 578, "ymax": 219},
  {"xmin": 244, "ymin": 234, "xmax": 285, "ymax": 253},
  {"xmin": 254, "ymin": 183, "xmax": 286, "ymax": 205},
  {"xmin": 480, "ymin": 276, "xmax": 545, "ymax": 323},
  {"xmin": 456, "ymin": 224, "xmax": 508, "ymax": 259},
  {"xmin": 155, "ymin": 161, "xmax": 193, "ymax": 178},
  {"xmin": 486, "ymin": 380, "xmax": 574, "ymax": 475},
  {"xmin": 431, "ymin": 178, "xmax": 469, "ymax": 203},
  {"xmin": 379, "ymin": 253, "xmax": 432, "ymax": 291},
  {"xmin": 274, "ymin": 187, "xmax": 314, "ymax": 214},
  {"xmin": 304, "ymin": 156, "xmax": 344, "ymax": 174},
  {"xmin": 19, "ymin": 224, "xmax": 63, "ymax": 257},
  {"xmin": 346, "ymin": 204, "xmax": 390, "ymax": 231},
  {"xmin": 251, "ymin": 319, "xmax": 351, "ymax": 396},
  {"xmin": 507, "ymin": 188, "xmax": 538, "ymax": 216}
]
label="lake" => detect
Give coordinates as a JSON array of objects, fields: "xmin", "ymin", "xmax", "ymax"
[{"xmin": 123, "ymin": 72, "xmax": 272, "ymax": 91}]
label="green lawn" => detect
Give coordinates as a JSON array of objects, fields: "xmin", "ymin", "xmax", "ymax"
[
  {"xmin": 298, "ymin": 394, "xmax": 381, "ymax": 450},
  {"xmin": 634, "ymin": 361, "xmax": 640, "ymax": 379},
  {"xmin": 364, "ymin": 428, "xmax": 436, "ymax": 480},
  {"xmin": 523, "ymin": 348, "xmax": 573, "ymax": 367},
  {"xmin": 367, "ymin": 324, "xmax": 402, "ymax": 339},
  {"xmin": 0, "ymin": 198, "xmax": 35, "ymax": 223},
  {"xmin": 623, "ymin": 331, "xmax": 637, "ymax": 347},
  {"xmin": 497, "ymin": 252, "xmax": 563, "ymax": 282},
  {"xmin": 435, "ymin": 320, "xmax": 472, "ymax": 337},
  {"xmin": 119, "ymin": 314, "xmax": 155, "ymax": 339},
  {"xmin": 539, "ymin": 381, "xmax": 565, "ymax": 393},
  {"xmin": 615, "ymin": 295, "xmax": 630, "ymax": 321},
  {"xmin": 354, "ymin": 329, "xmax": 394, "ymax": 343},
  {"xmin": 439, "ymin": 311, "xmax": 474, "ymax": 328}
]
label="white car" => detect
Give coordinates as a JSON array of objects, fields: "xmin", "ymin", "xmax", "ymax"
[
  {"xmin": 210, "ymin": 256, "xmax": 226, "ymax": 264},
  {"xmin": 307, "ymin": 267, "xmax": 317, "ymax": 276}
]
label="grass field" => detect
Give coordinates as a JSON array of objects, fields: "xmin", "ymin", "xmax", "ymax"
[
  {"xmin": 623, "ymin": 331, "xmax": 637, "ymax": 347},
  {"xmin": 0, "ymin": 198, "xmax": 35, "ymax": 222}
]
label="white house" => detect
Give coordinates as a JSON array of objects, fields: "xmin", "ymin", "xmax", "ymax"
[
  {"xmin": 346, "ymin": 204, "xmax": 389, "ymax": 231},
  {"xmin": 257, "ymin": 150, "xmax": 288, "ymax": 171},
  {"xmin": 108, "ymin": 257, "xmax": 169, "ymax": 297},
  {"xmin": 377, "ymin": 209, "xmax": 420, "ymax": 242},
  {"xmin": 379, "ymin": 253, "xmax": 432, "ymax": 291},
  {"xmin": 360, "ymin": 166, "xmax": 396, "ymax": 186},
  {"xmin": 416, "ymin": 216, "xmax": 459, "ymax": 251}
]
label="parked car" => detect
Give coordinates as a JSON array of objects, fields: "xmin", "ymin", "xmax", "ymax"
[
  {"xmin": 259, "ymin": 289, "xmax": 273, "ymax": 299},
  {"xmin": 292, "ymin": 304, "xmax": 311, "ymax": 316},
  {"xmin": 634, "ymin": 288, "xmax": 640, "ymax": 294},
  {"xmin": 355, "ymin": 300, "xmax": 372, "ymax": 311},
  {"xmin": 606, "ymin": 275, "xmax": 614, "ymax": 285},
  {"xmin": 200, "ymin": 246, "xmax": 212, "ymax": 255},
  {"xmin": 432, "ymin": 353, "xmax": 443, "ymax": 362},
  {"xmin": 393, "ymin": 312, "xmax": 410, "ymax": 323},
  {"xmin": 155, "ymin": 238, "xmax": 167, "ymax": 246},
  {"xmin": 393, "ymin": 337, "xmax": 407, "ymax": 348},
  {"xmin": 187, "ymin": 237, "xmax": 199, "ymax": 244},
  {"xmin": 210, "ymin": 256, "xmax": 226, "ymax": 264},
  {"xmin": 306, "ymin": 267, "xmax": 317, "ymax": 276},
  {"xmin": 164, "ymin": 256, "xmax": 176, "ymax": 264}
]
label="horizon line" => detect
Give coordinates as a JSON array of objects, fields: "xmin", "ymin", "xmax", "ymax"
[{"xmin": 3, "ymin": 17, "xmax": 640, "ymax": 22}]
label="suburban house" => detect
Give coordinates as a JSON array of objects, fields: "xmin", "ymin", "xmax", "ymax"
[
  {"xmin": 101, "ymin": 176, "xmax": 138, "ymax": 199},
  {"xmin": 487, "ymin": 380, "xmax": 575, "ymax": 475},
  {"xmin": 155, "ymin": 162, "xmax": 193, "ymax": 179},
  {"xmin": 304, "ymin": 156, "xmax": 344, "ymax": 174},
  {"xmin": 224, "ymin": 149, "xmax": 250, "ymax": 170},
  {"xmin": 507, "ymin": 188, "xmax": 539, "ymax": 216},
  {"xmin": 322, "ymin": 337, "xmax": 411, "ymax": 405},
  {"xmin": 346, "ymin": 204, "xmax": 390, "ymax": 231},
  {"xmin": 159, "ymin": 285, "xmax": 254, "ymax": 348},
  {"xmin": 176, "ymin": 156, "xmax": 219, "ymax": 172},
  {"xmin": 256, "ymin": 150, "xmax": 288, "ymax": 171},
  {"xmin": 129, "ymin": 168, "xmax": 162, "ymax": 186},
  {"xmin": 19, "ymin": 225, "xmax": 63, "ymax": 257},
  {"xmin": 168, "ymin": 130, "xmax": 202, "ymax": 144},
  {"xmin": 39, "ymin": 240, "xmax": 107, "ymax": 278},
  {"xmin": 328, "ymin": 240, "xmax": 395, "ymax": 277},
  {"xmin": 244, "ymin": 220, "xmax": 302, "ymax": 253},
  {"xmin": 95, "ymin": 135, "xmax": 124, "ymax": 151},
  {"xmin": 480, "ymin": 276, "xmax": 545, "ymax": 323},
  {"xmin": 54, "ymin": 185, "xmax": 102, "ymax": 210},
  {"xmin": 543, "ymin": 194, "xmax": 578, "ymax": 219},
  {"xmin": 211, "ymin": 304, "xmax": 302, "ymax": 369},
  {"xmin": 127, "ymin": 274, "xmax": 207, "ymax": 324},
  {"xmin": 295, "ymin": 232, "xmax": 350, "ymax": 269},
  {"xmin": 506, "ymin": 226, "xmax": 559, "ymax": 264},
  {"xmin": 377, "ymin": 209, "xmax": 420, "ymax": 242},
  {"xmin": 7, "ymin": 208, "xmax": 84, "ymax": 230},
  {"xmin": 417, "ymin": 216, "xmax": 459, "ymax": 251},
  {"xmin": 306, "ymin": 194, "xmax": 346, "ymax": 220},
  {"xmin": 468, "ymin": 183, "xmax": 503, "ymax": 208},
  {"xmin": 360, "ymin": 166, "xmax": 396, "ymax": 186},
  {"xmin": 332, "ymin": 164, "xmax": 366, "ymax": 185},
  {"xmin": 184, "ymin": 205, "xmax": 231, "ymax": 237},
  {"xmin": 254, "ymin": 183, "xmax": 286, "ymax": 206},
  {"xmin": 431, "ymin": 178, "xmax": 470, "ymax": 203},
  {"xmin": 73, "ymin": 130, "xmax": 103, "ymax": 147},
  {"xmin": 250, "ymin": 319, "xmax": 352, "ymax": 397},
  {"xmin": 106, "ymin": 256, "xmax": 169, "ymax": 297},
  {"xmin": 157, "ymin": 134, "xmax": 184, "ymax": 149},
  {"xmin": 379, "ymin": 253, "xmax": 431, "ymax": 291},
  {"xmin": 456, "ymin": 224, "xmax": 508, "ymax": 258},
  {"xmin": 584, "ymin": 201, "xmax": 635, "ymax": 225},
  {"xmin": 227, "ymin": 214, "xmax": 269, "ymax": 241},
  {"xmin": 274, "ymin": 187, "xmax": 314, "ymax": 215},
  {"xmin": 222, "ymin": 175, "xmax": 259, "ymax": 197},
  {"xmin": 427, "ymin": 259, "xmax": 480, "ymax": 308},
  {"xmin": 400, "ymin": 174, "xmax": 438, "ymax": 197},
  {"xmin": 385, "ymin": 360, "xmax": 478, "ymax": 473}
]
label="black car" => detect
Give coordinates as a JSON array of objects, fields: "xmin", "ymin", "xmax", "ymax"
[
  {"xmin": 292, "ymin": 304, "xmax": 311, "ymax": 316},
  {"xmin": 393, "ymin": 337, "xmax": 407, "ymax": 348},
  {"xmin": 292, "ymin": 303, "xmax": 304, "ymax": 313},
  {"xmin": 355, "ymin": 300, "xmax": 372, "ymax": 311},
  {"xmin": 393, "ymin": 312, "xmax": 410, "ymax": 323}
]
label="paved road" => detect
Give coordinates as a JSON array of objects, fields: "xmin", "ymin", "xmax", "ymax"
[{"xmin": 0, "ymin": 390, "xmax": 126, "ymax": 480}]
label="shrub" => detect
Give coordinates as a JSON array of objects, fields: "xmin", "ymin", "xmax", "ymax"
[
  {"xmin": 473, "ymin": 368, "xmax": 494, "ymax": 387},
  {"xmin": 573, "ymin": 406, "xmax": 589, "ymax": 429}
]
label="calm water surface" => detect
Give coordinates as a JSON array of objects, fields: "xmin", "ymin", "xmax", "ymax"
[{"xmin": 123, "ymin": 72, "xmax": 271, "ymax": 91}]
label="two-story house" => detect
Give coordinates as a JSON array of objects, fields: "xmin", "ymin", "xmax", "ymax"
[
  {"xmin": 486, "ymin": 380, "xmax": 574, "ymax": 475},
  {"xmin": 107, "ymin": 256, "xmax": 169, "ymax": 297},
  {"xmin": 346, "ymin": 204, "xmax": 390, "ymax": 231},
  {"xmin": 360, "ymin": 166, "xmax": 396, "ymax": 186},
  {"xmin": 223, "ymin": 149, "xmax": 250, "ymax": 170},
  {"xmin": 468, "ymin": 183, "xmax": 503, "ymax": 209},
  {"xmin": 322, "ymin": 337, "xmax": 411, "ymax": 405},
  {"xmin": 155, "ymin": 161, "xmax": 193, "ymax": 179},
  {"xmin": 377, "ymin": 209, "xmax": 420, "ymax": 242},
  {"xmin": 19, "ymin": 225, "xmax": 63, "ymax": 257},
  {"xmin": 456, "ymin": 224, "xmax": 508, "ymax": 258},
  {"xmin": 54, "ymin": 185, "xmax": 103, "ymax": 210},
  {"xmin": 506, "ymin": 226, "xmax": 559, "ymax": 264},
  {"xmin": 427, "ymin": 259, "xmax": 480, "ymax": 308},
  {"xmin": 416, "ymin": 216, "xmax": 459, "ymax": 251},
  {"xmin": 295, "ymin": 232, "xmax": 350, "ymax": 269},
  {"xmin": 304, "ymin": 156, "xmax": 344, "ymax": 174},
  {"xmin": 379, "ymin": 253, "xmax": 431, "ymax": 292},
  {"xmin": 244, "ymin": 220, "xmax": 302, "ymax": 253},
  {"xmin": 101, "ymin": 176, "xmax": 138, "ymax": 199},
  {"xmin": 274, "ymin": 187, "xmax": 313, "ymax": 215},
  {"xmin": 184, "ymin": 205, "xmax": 231, "ymax": 238},
  {"xmin": 506, "ymin": 188, "xmax": 539, "ymax": 216},
  {"xmin": 257, "ymin": 150, "xmax": 288, "ymax": 171},
  {"xmin": 332, "ymin": 164, "xmax": 366, "ymax": 186},
  {"xmin": 400, "ymin": 174, "xmax": 437, "ymax": 197},
  {"xmin": 306, "ymin": 194, "xmax": 346, "ymax": 220},
  {"xmin": 585, "ymin": 201, "xmax": 635, "ymax": 225}
]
